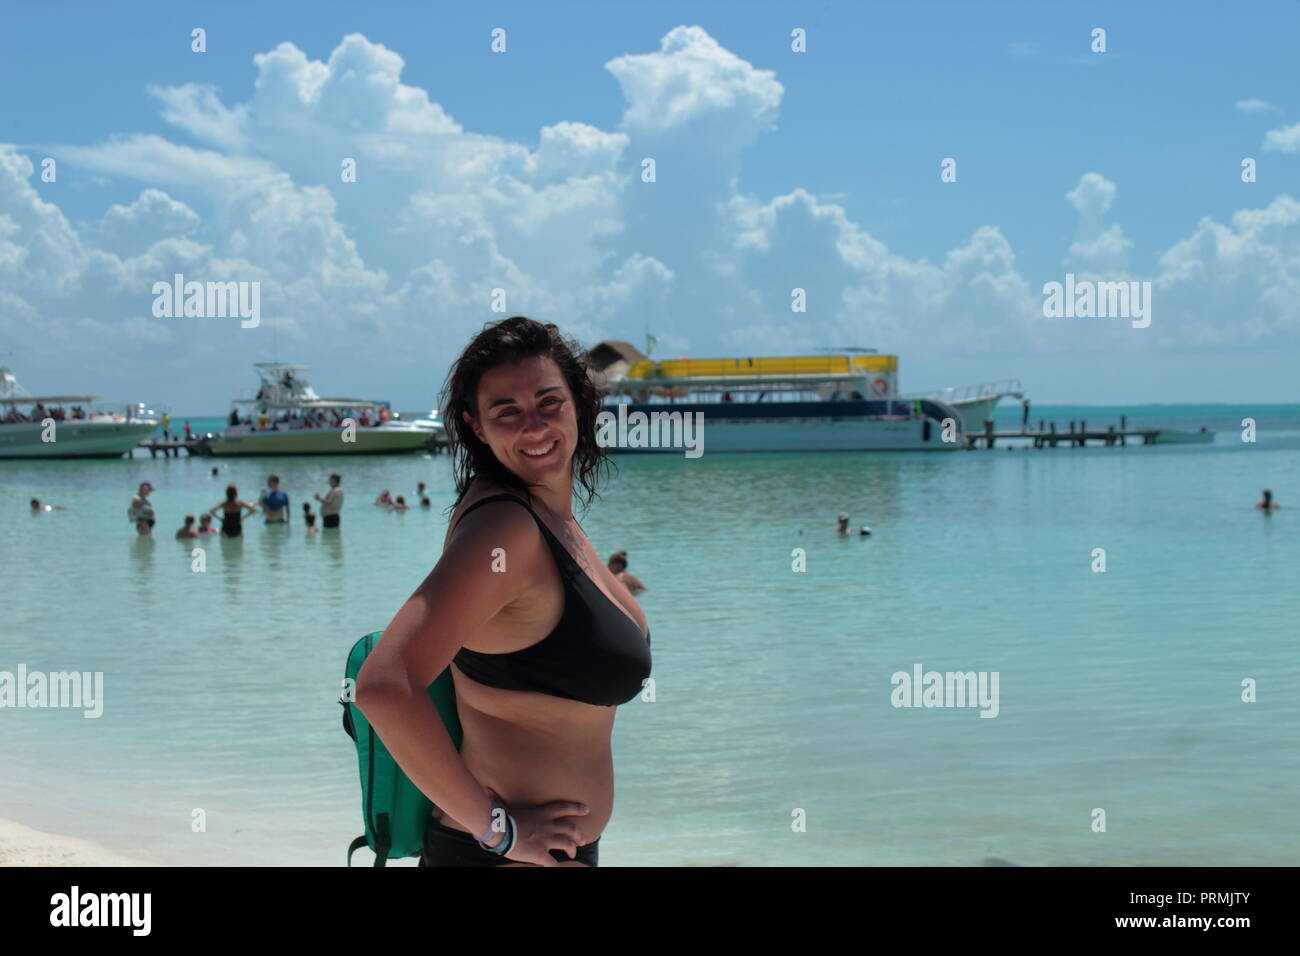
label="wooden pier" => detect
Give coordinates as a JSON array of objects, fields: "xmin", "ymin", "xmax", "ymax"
[
  {"xmin": 965, "ymin": 416, "xmax": 1158, "ymax": 449},
  {"xmin": 137, "ymin": 438, "xmax": 211, "ymax": 458}
]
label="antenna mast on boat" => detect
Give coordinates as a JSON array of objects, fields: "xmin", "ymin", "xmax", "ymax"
[{"xmin": 643, "ymin": 290, "xmax": 656, "ymax": 358}]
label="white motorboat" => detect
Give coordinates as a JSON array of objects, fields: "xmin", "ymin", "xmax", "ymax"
[
  {"xmin": 0, "ymin": 365, "xmax": 159, "ymax": 459},
  {"xmin": 208, "ymin": 364, "xmax": 437, "ymax": 456}
]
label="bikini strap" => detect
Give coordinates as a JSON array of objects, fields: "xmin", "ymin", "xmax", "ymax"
[
  {"xmin": 450, "ymin": 493, "xmax": 531, "ymax": 533},
  {"xmin": 449, "ymin": 492, "xmax": 579, "ymax": 577}
]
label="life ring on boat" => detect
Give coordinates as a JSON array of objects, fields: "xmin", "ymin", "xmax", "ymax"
[{"xmin": 870, "ymin": 377, "xmax": 889, "ymax": 397}]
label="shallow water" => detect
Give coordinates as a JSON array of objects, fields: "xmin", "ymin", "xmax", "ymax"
[{"xmin": 1, "ymin": 404, "xmax": 1297, "ymax": 865}]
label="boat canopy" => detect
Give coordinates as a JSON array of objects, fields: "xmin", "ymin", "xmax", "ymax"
[
  {"xmin": 234, "ymin": 397, "xmax": 380, "ymax": 408},
  {"xmin": 0, "ymin": 394, "xmax": 101, "ymax": 404},
  {"xmin": 613, "ymin": 354, "xmax": 897, "ymax": 388}
]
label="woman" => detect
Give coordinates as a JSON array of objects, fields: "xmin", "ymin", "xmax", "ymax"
[
  {"xmin": 356, "ymin": 316, "xmax": 651, "ymax": 867},
  {"xmin": 128, "ymin": 482, "xmax": 156, "ymax": 536},
  {"xmin": 209, "ymin": 484, "xmax": 256, "ymax": 538}
]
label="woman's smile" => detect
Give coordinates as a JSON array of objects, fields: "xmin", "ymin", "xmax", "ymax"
[{"xmin": 520, "ymin": 438, "xmax": 559, "ymax": 460}]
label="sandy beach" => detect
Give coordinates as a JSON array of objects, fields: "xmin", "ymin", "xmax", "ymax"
[{"xmin": 0, "ymin": 816, "xmax": 156, "ymax": 867}]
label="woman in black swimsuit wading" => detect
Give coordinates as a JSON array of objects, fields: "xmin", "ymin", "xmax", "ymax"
[
  {"xmin": 356, "ymin": 316, "xmax": 651, "ymax": 867},
  {"xmin": 209, "ymin": 484, "xmax": 256, "ymax": 538}
]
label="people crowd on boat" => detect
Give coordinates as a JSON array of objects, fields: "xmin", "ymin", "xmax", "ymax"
[
  {"xmin": 3, "ymin": 402, "xmax": 89, "ymax": 423},
  {"xmin": 223, "ymin": 403, "xmax": 395, "ymax": 431}
]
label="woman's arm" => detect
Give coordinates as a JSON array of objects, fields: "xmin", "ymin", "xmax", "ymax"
[
  {"xmin": 355, "ymin": 502, "xmax": 544, "ymax": 843},
  {"xmin": 242, "ymin": 500, "xmax": 257, "ymax": 516}
]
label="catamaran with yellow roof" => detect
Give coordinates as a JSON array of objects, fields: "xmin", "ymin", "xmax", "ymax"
[{"xmin": 587, "ymin": 344, "xmax": 981, "ymax": 453}]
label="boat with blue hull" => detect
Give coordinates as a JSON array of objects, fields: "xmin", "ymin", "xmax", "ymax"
[{"xmin": 588, "ymin": 345, "xmax": 969, "ymax": 453}]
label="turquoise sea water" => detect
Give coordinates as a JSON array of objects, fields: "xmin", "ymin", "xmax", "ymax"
[{"xmin": 2, "ymin": 404, "xmax": 1298, "ymax": 866}]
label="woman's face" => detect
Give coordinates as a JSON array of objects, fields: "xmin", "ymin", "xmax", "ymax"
[{"xmin": 467, "ymin": 354, "xmax": 577, "ymax": 482}]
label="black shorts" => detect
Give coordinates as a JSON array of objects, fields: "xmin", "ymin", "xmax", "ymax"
[
  {"xmin": 322, "ymin": 513, "xmax": 340, "ymax": 528},
  {"xmin": 417, "ymin": 817, "xmax": 599, "ymax": 867}
]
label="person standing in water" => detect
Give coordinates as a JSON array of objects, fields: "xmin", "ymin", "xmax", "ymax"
[
  {"xmin": 176, "ymin": 515, "xmax": 199, "ymax": 539},
  {"xmin": 315, "ymin": 473, "xmax": 344, "ymax": 528},
  {"xmin": 210, "ymin": 484, "xmax": 256, "ymax": 538},
  {"xmin": 356, "ymin": 316, "xmax": 650, "ymax": 868},
  {"xmin": 128, "ymin": 482, "xmax": 156, "ymax": 536},
  {"xmin": 837, "ymin": 512, "xmax": 850, "ymax": 535},
  {"xmin": 262, "ymin": 474, "xmax": 290, "ymax": 524},
  {"xmin": 1256, "ymin": 489, "xmax": 1280, "ymax": 511},
  {"xmin": 607, "ymin": 551, "xmax": 646, "ymax": 594}
]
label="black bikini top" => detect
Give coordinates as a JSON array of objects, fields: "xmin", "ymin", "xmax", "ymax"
[{"xmin": 450, "ymin": 494, "xmax": 652, "ymax": 707}]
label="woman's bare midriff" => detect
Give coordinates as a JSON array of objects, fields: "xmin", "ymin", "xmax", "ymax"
[{"xmin": 436, "ymin": 672, "xmax": 618, "ymax": 842}]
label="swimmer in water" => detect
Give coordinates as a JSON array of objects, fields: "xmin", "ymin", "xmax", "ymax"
[
  {"xmin": 375, "ymin": 489, "xmax": 393, "ymax": 507},
  {"xmin": 859, "ymin": 525, "xmax": 871, "ymax": 536},
  {"xmin": 176, "ymin": 515, "xmax": 200, "ymax": 539},
  {"xmin": 303, "ymin": 502, "xmax": 319, "ymax": 534},
  {"xmin": 30, "ymin": 498, "xmax": 66, "ymax": 512},
  {"xmin": 421, "ymin": 495, "xmax": 432, "ymax": 508},
  {"xmin": 837, "ymin": 512, "xmax": 850, "ymax": 535},
  {"xmin": 1256, "ymin": 489, "xmax": 1280, "ymax": 511},
  {"xmin": 608, "ymin": 551, "xmax": 645, "ymax": 594},
  {"xmin": 392, "ymin": 495, "xmax": 410, "ymax": 511},
  {"xmin": 197, "ymin": 513, "xmax": 217, "ymax": 535}
]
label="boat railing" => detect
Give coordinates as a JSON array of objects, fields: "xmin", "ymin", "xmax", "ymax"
[{"xmin": 901, "ymin": 379, "xmax": 1024, "ymax": 404}]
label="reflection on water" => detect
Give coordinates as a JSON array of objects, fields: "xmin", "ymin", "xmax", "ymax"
[{"xmin": 258, "ymin": 520, "xmax": 291, "ymax": 571}]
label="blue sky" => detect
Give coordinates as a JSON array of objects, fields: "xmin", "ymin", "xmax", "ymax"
[{"xmin": 1, "ymin": 0, "xmax": 1298, "ymax": 413}]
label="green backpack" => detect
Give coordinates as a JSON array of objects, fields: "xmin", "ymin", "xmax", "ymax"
[{"xmin": 341, "ymin": 631, "xmax": 463, "ymax": 866}]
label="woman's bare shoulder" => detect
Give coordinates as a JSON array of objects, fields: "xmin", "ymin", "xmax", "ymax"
[{"xmin": 444, "ymin": 478, "xmax": 533, "ymax": 545}]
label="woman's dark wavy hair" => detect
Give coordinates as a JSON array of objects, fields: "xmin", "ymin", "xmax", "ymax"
[{"xmin": 440, "ymin": 316, "xmax": 611, "ymax": 514}]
